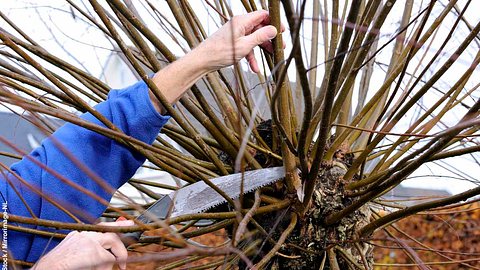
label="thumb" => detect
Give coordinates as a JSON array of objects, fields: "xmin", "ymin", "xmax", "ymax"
[
  {"xmin": 98, "ymin": 219, "xmax": 135, "ymax": 227},
  {"xmin": 115, "ymin": 220, "xmax": 135, "ymax": 226},
  {"xmin": 247, "ymin": 25, "xmax": 277, "ymax": 47}
]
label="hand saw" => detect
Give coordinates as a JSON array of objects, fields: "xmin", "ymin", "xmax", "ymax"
[{"xmin": 121, "ymin": 166, "xmax": 285, "ymax": 245}]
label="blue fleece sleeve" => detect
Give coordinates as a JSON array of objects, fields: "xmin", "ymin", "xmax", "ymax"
[{"xmin": 0, "ymin": 80, "xmax": 170, "ymax": 263}]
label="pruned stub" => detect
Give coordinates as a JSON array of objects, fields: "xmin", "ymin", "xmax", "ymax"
[{"xmin": 273, "ymin": 157, "xmax": 373, "ymax": 269}]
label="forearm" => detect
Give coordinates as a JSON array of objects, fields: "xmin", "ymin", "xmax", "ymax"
[
  {"xmin": 147, "ymin": 10, "xmax": 279, "ymax": 113},
  {"xmin": 149, "ymin": 47, "xmax": 211, "ymax": 113}
]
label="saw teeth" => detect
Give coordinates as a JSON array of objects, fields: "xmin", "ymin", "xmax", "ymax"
[{"xmin": 193, "ymin": 181, "xmax": 275, "ymax": 214}]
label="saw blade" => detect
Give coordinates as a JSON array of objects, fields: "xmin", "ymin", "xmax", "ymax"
[
  {"xmin": 136, "ymin": 166, "xmax": 286, "ymax": 223},
  {"xmin": 169, "ymin": 166, "xmax": 285, "ymax": 217}
]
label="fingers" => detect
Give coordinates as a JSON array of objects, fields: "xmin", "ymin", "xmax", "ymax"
[
  {"xmin": 97, "ymin": 220, "xmax": 131, "ymax": 268},
  {"xmin": 245, "ymin": 25, "xmax": 277, "ymax": 48},
  {"xmin": 260, "ymin": 40, "xmax": 274, "ymax": 53},
  {"xmin": 35, "ymin": 229, "xmax": 129, "ymax": 270},
  {"xmin": 98, "ymin": 220, "xmax": 135, "ymax": 227},
  {"xmin": 250, "ymin": 20, "xmax": 286, "ymax": 53},
  {"xmin": 97, "ymin": 233, "xmax": 129, "ymax": 270},
  {"xmin": 82, "ymin": 229, "xmax": 129, "ymax": 270},
  {"xmin": 198, "ymin": 10, "xmax": 286, "ymax": 72},
  {"xmin": 95, "ymin": 247, "xmax": 116, "ymax": 270},
  {"xmin": 62, "ymin": 230, "xmax": 79, "ymax": 242},
  {"xmin": 234, "ymin": 10, "xmax": 270, "ymax": 33},
  {"xmin": 242, "ymin": 25, "xmax": 277, "ymax": 72},
  {"xmin": 115, "ymin": 220, "xmax": 135, "ymax": 226},
  {"xmin": 94, "ymin": 220, "xmax": 133, "ymax": 269},
  {"xmin": 236, "ymin": 10, "xmax": 286, "ymax": 35},
  {"xmin": 246, "ymin": 51, "xmax": 259, "ymax": 73}
]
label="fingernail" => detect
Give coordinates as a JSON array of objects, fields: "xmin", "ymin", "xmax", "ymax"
[
  {"xmin": 117, "ymin": 216, "xmax": 127, "ymax": 221},
  {"xmin": 266, "ymin": 27, "xmax": 278, "ymax": 39},
  {"xmin": 267, "ymin": 31, "xmax": 277, "ymax": 39}
]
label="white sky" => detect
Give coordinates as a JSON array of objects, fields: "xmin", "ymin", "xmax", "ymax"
[{"xmin": 1, "ymin": 0, "xmax": 479, "ymax": 195}]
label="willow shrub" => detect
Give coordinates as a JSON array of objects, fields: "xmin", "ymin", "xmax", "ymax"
[{"xmin": 1, "ymin": 1, "xmax": 480, "ymax": 269}]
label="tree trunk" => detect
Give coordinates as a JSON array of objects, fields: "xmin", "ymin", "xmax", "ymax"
[{"xmin": 272, "ymin": 163, "xmax": 373, "ymax": 269}]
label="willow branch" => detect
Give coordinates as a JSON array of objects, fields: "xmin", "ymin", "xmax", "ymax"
[
  {"xmin": 269, "ymin": 0, "xmax": 300, "ymax": 196},
  {"xmin": 254, "ymin": 213, "xmax": 297, "ymax": 269},
  {"xmin": 305, "ymin": 0, "xmax": 362, "ymax": 208}
]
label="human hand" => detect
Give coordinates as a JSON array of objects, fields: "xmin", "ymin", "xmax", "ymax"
[
  {"xmin": 32, "ymin": 220, "xmax": 134, "ymax": 270},
  {"xmin": 149, "ymin": 11, "xmax": 285, "ymax": 109},
  {"xmin": 195, "ymin": 10, "xmax": 285, "ymax": 73}
]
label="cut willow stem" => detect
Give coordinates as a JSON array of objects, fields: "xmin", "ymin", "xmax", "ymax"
[
  {"xmin": 348, "ymin": 68, "xmax": 479, "ymax": 189},
  {"xmin": 129, "ymin": 182, "xmax": 162, "ymax": 200},
  {"xmin": 162, "ymin": 124, "xmax": 221, "ymax": 148},
  {"xmin": 355, "ymin": 242, "xmax": 370, "ymax": 270},
  {"xmin": 110, "ymin": 4, "xmax": 162, "ymax": 72},
  {"xmin": 333, "ymin": 0, "xmax": 382, "ymax": 98},
  {"xmin": 181, "ymin": 219, "xmax": 233, "ymax": 239},
  {"xmin": 0, "ymin": 212, "xmax": 149, "ymax": 233},
  {"xmin": 188, "ymin": 257, "xmax": 236, "ymax": 270},
  {"xmin": 157, "ymin": 255, "xmax": 209, "ymax": 270},
  {"xmin": 182, "ymin": 0, "xmax": 208, "ymax": 40},
  {"xmin": 128, "ymin": 178, "xmax": 179, "ymax": 190},
  {"xmin": 108, "ymin": 0, "xmax": 176, "ymax": 61},
  {"xmin": 0, "ymin": 10, "xmax": 39, "ymax": 46},
  {"xmin": 166, "ymin": 0, "xmax": 198, "ymax": 48},
  {"xmin": 2, "ymin": 31, "xmax": 111, "ymax": 95},
  {"xmin": 0, "ymin": 151, "xmax": 21, "ymax": 160},
  {"xmin": 308, "ymin": 0, "xmax": 320, "ymax": 98},
  {"xmin": 161, "ymin": 128, "xmax": 210, "ymax": 160},
  {"xmin": 0, "ymin": 81, "xmax": 59, "ymax": 109},
  {"xmin": 189, "ymin": 81, "xmax": 255, "ymax": 161},
  {"xmin": 0, "ymin": 18, "xmax": 107, "ymax": 102},
  {"xmin": 310, "ymin": 0, "xmax": 339, "ymax": 114},
  {"xmin": 174, "ymin": 0, "xmax": 242, "ymax": 133},
  {"xmin": 429, "ymin": 145, "xmax": 480, "ymax": 162},
  {"xmin": 181, "ymin": 93, "xmax": 262, "ymax": 169},
  {"xmin": 330, "ymin": 0, "xmax": 396, "ymax": 133},
  {"xmin": 0, "ymin": 67, "xmax": 78, "ymax": 105}
]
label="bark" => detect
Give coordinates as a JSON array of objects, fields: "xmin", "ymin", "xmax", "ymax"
[{"xmin": 271, "ymin": 161, "xmax": 373, "ymax": 269}]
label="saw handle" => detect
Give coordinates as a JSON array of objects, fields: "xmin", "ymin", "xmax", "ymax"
[
  {"xmin": 121, "ymin": 231, "xmax": 142, "ymax": 247},
  {"xmin": 120, "ymin": 213, "xmax": 151, "ymax": 247}
]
